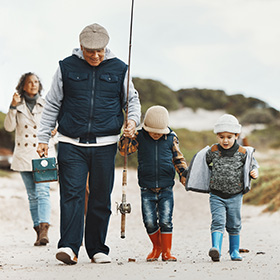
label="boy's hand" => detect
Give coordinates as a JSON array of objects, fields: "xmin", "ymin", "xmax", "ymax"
[
  {"xmin": 180, "ymin": 176, "xmax": 186, "ymax": 186},
  {"xmin": 250, "ymin": 169, "xmax": 258, "ymax": 179}
]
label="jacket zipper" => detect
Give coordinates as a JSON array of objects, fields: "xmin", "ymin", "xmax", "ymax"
[
  {"xmin": 155, "ymin": 141, "xmax": 158, "ymax": 187},
  {"xmin": 87, "ymin": 69, "xmax": 95, "ymax": 143}
]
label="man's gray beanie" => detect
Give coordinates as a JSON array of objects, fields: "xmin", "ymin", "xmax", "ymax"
[{"xmin": 214, "ymin": 114, "xmax": 242, "ymax": 134}]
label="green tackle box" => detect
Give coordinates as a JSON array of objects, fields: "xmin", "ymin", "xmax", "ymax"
[{"xmin": 32, "ymin": 157, "xmax": 58, "ymax": 183}]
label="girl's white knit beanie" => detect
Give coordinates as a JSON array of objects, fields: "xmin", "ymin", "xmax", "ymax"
[{"xmin": 214, "ymin": 114, "xmax": 242, "ymax": 134}]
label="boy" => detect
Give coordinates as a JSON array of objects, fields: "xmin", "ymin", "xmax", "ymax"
[
  {"xmin": 119, "ymin": 105, "xmax": 187, "ymax": 261},
  {"xmin": 185, "ymin": 114, "xmax": 258, "ymax": 262}
]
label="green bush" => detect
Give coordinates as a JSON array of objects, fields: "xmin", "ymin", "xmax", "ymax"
[
  {"xmin": 248, "ymin": 124, "xmax": 280, "ymax": 150},
  {"xmin": 0, "ymin": 112, "xmax": 15, "ymax": 150},
  {"xmin": 176, "ymin": 88, "xmax": 228, "ymax": 111},
  {"xmin": 240, "ymin": 108, "xmax": 275, "ymax": 124},
  {"xmin": 243, "ymin": 165, "xmax": 280, "ymax": 212},
  {"xmin": 133, "ymin": 78, "xmax": 179, "ymax": 115}
]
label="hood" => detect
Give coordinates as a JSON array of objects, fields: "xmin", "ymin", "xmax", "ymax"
[{"xmin": 72, "ymin": 47, "xmax": 116, "ymax": 61}]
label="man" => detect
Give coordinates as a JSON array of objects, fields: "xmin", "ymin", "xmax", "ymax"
[{"xmin": 37, "ymin": 23, "xmax": 141, "ymax": 265}]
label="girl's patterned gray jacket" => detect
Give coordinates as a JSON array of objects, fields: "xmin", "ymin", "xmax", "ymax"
[{"xmin": 185, "ymin": 145, "xmax": 259, "ymax": 195}]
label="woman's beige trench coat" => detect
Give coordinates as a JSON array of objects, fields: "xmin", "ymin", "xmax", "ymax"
[{"xmin": 4, "ymin": 96, "xmax": 55, "ymax": 172}]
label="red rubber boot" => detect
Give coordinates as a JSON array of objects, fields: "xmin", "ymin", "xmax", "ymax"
[
  {"xmin": 146, "ymin": 229, "xmax": 162, "ymax": 261},
  {"xmin": 161, "ymin": 233, "xmax": 177, "ymax": 261}
]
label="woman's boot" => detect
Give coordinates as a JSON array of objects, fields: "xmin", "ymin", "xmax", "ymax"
[
  {"xmin": 146, "ymin": 229, "xmax": 161, "ymax": 261},
  {"xmin": 39, "ymin": 223, "xmax": 49, "ymax": 245},
  {"xmin": 33, "ymin": 226, "xmax": 41, "ymax": 246},
  {"xmin": 161, "ymin": 233, "xmax": 177, "ymax": 261}
]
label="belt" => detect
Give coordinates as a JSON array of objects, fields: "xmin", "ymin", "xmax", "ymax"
[
  {"xmin": 79, "ymin": 137, "xmax": 97, "ymax": 144},
  {"xmin": 150, "ymin": 187, "xmax": 162, "ymax": 193}
]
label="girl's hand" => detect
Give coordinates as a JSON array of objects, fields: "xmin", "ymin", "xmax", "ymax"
[
  {"xmin": 37, "ymin": 143, "xmax": 49, "ymax": 158},
  {"xmin": 11, "ymin": 92, "xmax": 21, "ymax": 107},
  {"xmin": 250, "ymin": 169, "xmax": 258, "ymax": 179}
]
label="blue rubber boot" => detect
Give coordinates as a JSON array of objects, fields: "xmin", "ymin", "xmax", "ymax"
[
  {"xmin": 209, "ymin": 231, "xmax": 223, "ymax": 262},
  {"xmin": 229, "ymin": 235, "xmax": 242, "ymax": 261}
]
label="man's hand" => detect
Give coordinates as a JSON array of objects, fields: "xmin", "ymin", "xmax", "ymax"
[
  {"xmin": 123, "ymin": 120, "xmax": 136, "ymax": 138},
  {"xmin": 37, "ymin": 143, "xmax": 49, "ymax": 158}
]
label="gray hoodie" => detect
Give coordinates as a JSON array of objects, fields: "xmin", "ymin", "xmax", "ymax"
[{"xmin": 185, "ymin": 145, "xmax": 259, "ymax": 194}]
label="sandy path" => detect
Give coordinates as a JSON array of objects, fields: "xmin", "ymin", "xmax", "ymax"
[{"xmin": 0, "ymin": 169, "xmax": 279, "ymax": 280}]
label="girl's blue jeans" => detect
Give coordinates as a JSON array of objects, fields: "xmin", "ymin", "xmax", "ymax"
[
  {"xmin": 141, "ymin": 186, "xmax": 174, "ymax": 234},
  {"xmin": 20, "ymin": 171, "xmax": 51, "ymax": 227},
  {"xmin": 209, "ymin": 192, "xmax": 242, "ymax": 235}
]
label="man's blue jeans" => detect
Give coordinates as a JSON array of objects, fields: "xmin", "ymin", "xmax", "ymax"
[
  {"xmin": 209, "ymin": 192, "xmax": 242, "ymax": 235},
  {"xmin": 20, "ymin": 171, "xmax": 51, "ymax": 227},
  {"xmin": 141, "ymin": 186, "xmax": 174, "ymax": 234},
  {"xmin": 57, "ymin": 142, "xmax": 117, "ymax": 258}
]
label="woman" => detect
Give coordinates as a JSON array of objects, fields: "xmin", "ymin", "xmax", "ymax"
[{"xmin": 4, "ymin": 72, "xmax": 54, "ymax": 246}]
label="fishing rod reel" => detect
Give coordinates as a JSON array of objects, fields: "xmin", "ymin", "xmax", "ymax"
[
  {"xmin": 116, "ymin": 194, "xmax": 131, "ymax": 239},
  {"xmin": 116, "ymin": 197, "xmax": 131, "ymax": 215},
  {"xmin": 117, "ymin": 202, "xmax": 131, "ymax": 215}
]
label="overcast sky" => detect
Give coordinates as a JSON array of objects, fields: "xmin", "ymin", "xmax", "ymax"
[{"xmin": 1, "ymin": 0, "xmax": 280, "ymax": 113}]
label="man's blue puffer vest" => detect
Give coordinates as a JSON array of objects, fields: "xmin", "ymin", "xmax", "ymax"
[
  {"xmin": 137, "ymin": 129, "xmax": 175, "ymax": 189},
  {"xmin": 58, "ymin": 55, "xmax": 127, "ymax": 142}
]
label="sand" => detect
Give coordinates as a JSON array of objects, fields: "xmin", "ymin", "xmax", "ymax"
[{"xmin": 0, "ymin": 169, "xmax": 279, "ymax": 280}]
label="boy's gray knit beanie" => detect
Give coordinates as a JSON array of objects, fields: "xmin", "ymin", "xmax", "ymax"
[
  {"xmin": 143, "ymin": 105, "xmax": 170, "ymax": 134},
  {"xmin": 214, "ymin": 114, "xmax": 242, "ymax": 134}
]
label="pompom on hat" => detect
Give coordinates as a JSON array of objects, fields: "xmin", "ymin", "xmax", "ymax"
[
  {"xmin": 214, "ymin": 114, "xmax": 242, "ymax": 134},
  {"xmin": 79, "ymin": 23, "xmax": 109, "ymax": 49},
  {"xmin": 143, "ymin": 105, "xmax": 170, "ymax": 134}
]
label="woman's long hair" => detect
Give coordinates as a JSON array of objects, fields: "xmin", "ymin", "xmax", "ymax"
[{"xmin": 15, "ymin": 72, "xmax": 43, "ymax": 97}]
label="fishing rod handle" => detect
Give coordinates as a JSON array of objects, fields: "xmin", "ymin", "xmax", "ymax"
[
  {"xmin": 122, "ymin": 169, "xmax": 127, "ymax": 186},
  {"xmin": 121, "ymin": 213, "xmax": 126, "ymax": 239}
]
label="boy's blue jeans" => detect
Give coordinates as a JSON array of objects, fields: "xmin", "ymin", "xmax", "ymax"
[
  {"xmin": 209, "ymin": 192, "xmax": 242, "ymax": 235},
  {"xmin": 20, "ymin": 171, "xmax": 51, "ymax": 227},
  {"xmin": 141, "ymin": 186, "xmax": 174, "ymax": 234},
  {"xmin": 57, "ymin": 142, "xmax": 117, "ymax": 258}
]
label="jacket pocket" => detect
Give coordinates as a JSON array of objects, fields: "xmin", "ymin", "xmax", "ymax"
[
  {"xmin": 68, "ymin": 72, "xmax": 89, "ymax": 81},
  {"xmin": 100, "ymin": 74, "xmax": 119, "ymax": 83},
  {"xmin": 67, "ymin": 72, "xmax": 89, "ymax": 90},
  {"xmin": 99, "ymin": 74, "xmax": 120, "ymax": 95}
]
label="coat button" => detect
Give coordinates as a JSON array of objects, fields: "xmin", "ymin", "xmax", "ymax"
[
  {"xmin": 34, "ymin": 125, "xmax": 37, "ymax": 129},
  {"xmin": 18, "ymin": 143, "xmax": 20, "ymax": 146},
  {"xmin": 25, "ymin": 125, "xmax": 28, "ymax": 128},
  {"xmin": 25, "ymin": 134, "xmax": 28, "ymax": 138},
  {"xmin": 33, "ymin": 134, "xmax": 36, "ymax": 138},
  {"xmin": 33, "ymin": 143, "xmax": 36, "ymax": 147},
  {"xmin": 25, "ymin": 143, "xmax": 28, "ymax": 147}
]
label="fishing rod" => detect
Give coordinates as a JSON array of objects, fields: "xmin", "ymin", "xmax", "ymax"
[{"xmin": 117, "ymin": 0, "xmax": 135, "ymax": 239}]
